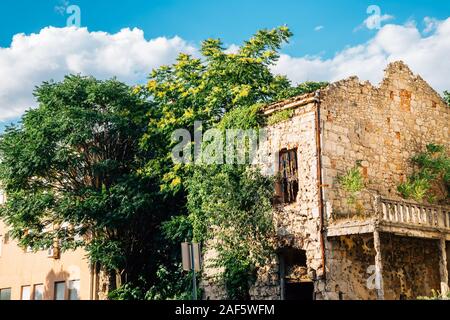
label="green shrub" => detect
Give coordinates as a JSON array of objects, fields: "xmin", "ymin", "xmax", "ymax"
[
  {"xmin": 398, "ymin": 177, "xmax": 431, "ymax": 202},
  {"xmin": 338, "ymin": 164, "xmax": 365, "ymax": 204},
  {"xmin": 267, "ymin": 109, "xmax": 294, "ymax": 125},
  {"xmin": 398, "ymin": 143, "xmax": 449, "ymax": 203}
]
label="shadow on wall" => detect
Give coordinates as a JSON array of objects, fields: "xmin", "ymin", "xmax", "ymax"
[{"xmin": 44, "ymin": 269, "xmax": 70, "ymax": 300}]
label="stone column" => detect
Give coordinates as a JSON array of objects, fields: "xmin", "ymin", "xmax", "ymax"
[
  {"xmin": 439, "ymin": 238, "xmax": 449, "ymax": 296},
  {"xmin": 373, "ymin": 229, "xmax": 385, "ymax": 300}
]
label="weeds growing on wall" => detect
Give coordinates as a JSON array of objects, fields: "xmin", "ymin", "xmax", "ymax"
[
  {"xmin": 337, "ymin": 163, "xmax": 365, "ymax": 204},
  {"xmin": 398, "ymin": 143, "xmax": 449, "ymax": 204},
  {"xmin": 417, "ymin": 289, "xmax": 450, "ymax": 300},
  {"xmin": 267, "ymin": 109, "xmax": 295, "ymax": 126}
]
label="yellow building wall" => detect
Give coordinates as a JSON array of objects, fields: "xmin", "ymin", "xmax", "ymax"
[{"xmin": 0, "ymin": 220, "xmax": 93, "ymax": 300}]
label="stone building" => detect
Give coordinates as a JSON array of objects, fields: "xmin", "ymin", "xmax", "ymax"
[{"xmin": 203, "ymin": 61, "xmax": 450, "ymax": 300}]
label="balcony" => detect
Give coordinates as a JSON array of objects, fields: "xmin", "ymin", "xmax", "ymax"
[{"xmin": 327, "ymin": 196, "xmax": 450, "ymax": 240}]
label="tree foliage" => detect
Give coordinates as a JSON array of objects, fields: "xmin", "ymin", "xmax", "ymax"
[
  {"xmin": 187, "ymin": 165, "xmax": 275, "ymax": 299},
  {"xmin": 138, "ymin": 26, "xmax": 326, "ymax": 193},
  {"xmin": 139, "ymin": 26, "xmax": 327, "ymax": 299},
  {"xmin": 0, "ymin": 75, "xmax": 176, "ymax": 292}
]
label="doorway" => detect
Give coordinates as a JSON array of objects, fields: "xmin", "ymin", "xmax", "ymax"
[{"xmin": 279, "ymin": 248, "xmax": 314, "ymax": 300}]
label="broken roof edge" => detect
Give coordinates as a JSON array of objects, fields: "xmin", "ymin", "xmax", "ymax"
[
  {"xmin": 262, "ymin": 91, "xmax": 320, "ymax": 116},
  {"xmin": 262, "ymin": 60, "xmax": 448, "ymax": 116}
]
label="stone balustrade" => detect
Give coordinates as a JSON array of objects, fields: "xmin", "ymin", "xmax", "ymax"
[{"xmin": 377, "ymin": 197, "xmax": 450, "ymax": 231}]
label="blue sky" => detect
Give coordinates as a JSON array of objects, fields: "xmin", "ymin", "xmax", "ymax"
[
  {"xmin": 0, "ymin": 0, "xmax": 449, "ymax": 132},
  {"xmin": 1, "ymin": 0, "xmax": 449, "ymax": 57}
]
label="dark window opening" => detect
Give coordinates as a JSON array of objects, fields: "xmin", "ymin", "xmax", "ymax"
[{"xmin": 274, "ymin": 148, "xmax": 299, "ymax": 204}]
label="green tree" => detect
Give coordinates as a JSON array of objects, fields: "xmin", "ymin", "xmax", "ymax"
[
  {"xmin": 141, "ymin": 26, "xmax": 327, "ymax": 299},
  {"xmin": 187, "ymin": 164, "xmax": 275, "ymax": 299},
  {"xmin": 0, "ymin": 75, "xmax": 173, "ymax": 292},
  {"xmin": 139, "ymin": 26, "xmax": 327, "ymax": 193}
]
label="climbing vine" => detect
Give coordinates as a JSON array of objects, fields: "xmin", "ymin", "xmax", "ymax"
[{"xmin": 187, "ymin": 102, "xmax": 276, "ymax": 299}]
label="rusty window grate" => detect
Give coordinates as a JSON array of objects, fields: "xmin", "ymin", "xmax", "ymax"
[{"xmin": 275, "ymin": 148, "xmax": 299, "ymax": 204}]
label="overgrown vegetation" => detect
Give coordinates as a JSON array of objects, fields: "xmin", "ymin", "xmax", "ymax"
[
  {"xmin": 337, "ymin": 162, "xmax": 365, "ymax": 204},
  {"xmin": 398, "ymin": 143, "xmax": 449, "ymax": 204},
  {"xmin": 137, "ymin": 26, "xmax": 324, "ymax": 299},
  {"xmin": 267, "ymin": 109, "xmax": 295, "ymax": 125},
  {"xmin": 187, "ymin": 165, "xmax": 275, "ymax": 299}
]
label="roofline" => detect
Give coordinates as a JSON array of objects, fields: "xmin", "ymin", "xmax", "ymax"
[{"xmin": 262, "ymin": 91, "xmax": 320, "ymax": 116}]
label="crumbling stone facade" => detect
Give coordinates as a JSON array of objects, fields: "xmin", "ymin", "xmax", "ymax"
[
  {"xmin": 320, "ymin": 61, "xmax": 449, "ymax": 300},
  {"xmin": 202, "ymin": 61, "xmax": 450, "ymax": 300}
]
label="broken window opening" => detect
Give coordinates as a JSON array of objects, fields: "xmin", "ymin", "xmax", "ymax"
[{"xmin": 275, "ymin": 148, "xmax": 299, "ymax": 204}]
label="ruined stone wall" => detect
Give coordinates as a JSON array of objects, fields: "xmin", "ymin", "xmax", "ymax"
[
  {"xmin": 323, "ymin": 234, "xmax": 377, "ymax": 300},
  {"xmin": 447, "ymin": 242, "xmax": 450, "ymax": 280},
  {"xmin": 320, "ymin": 61, "xmax": 450, "ymax": 218},
  {"xmin": 251, "ymin": 102, "xmax": 324, "ymax": 299},
  {"xmin": 381, "ymin": 234, "xmax": 440, "ymax": 299},
  {"xmin": 323, "ymin": 233, "xmax": 441, "ymax": 300},
  {"xmin": 320, "ymin": 61, "xmax": 449, "ymax": 300},
  {"xmin": 261, "ymin": 102, "xmax": 323, "ymax": 275}
]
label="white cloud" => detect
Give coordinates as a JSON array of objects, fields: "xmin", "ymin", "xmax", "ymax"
[
  {"xmin": 0, "ymin": 26, "xmax": 197, "ymax": 121},
  {"xmin": 1, "ymin": 19, "xmax": 449, "ymax": 122},
  {"xmin": 272, "ymin": 18, "xmax": 450, "ymax": 94},
  {"xmin": 314, "ymin": 26, "xmax": 324, "ymax": 32}
]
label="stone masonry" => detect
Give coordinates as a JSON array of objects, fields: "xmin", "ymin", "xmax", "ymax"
[{"xmin": 202, "ymin": 61, "xmax": 450, "ymax": 300}]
